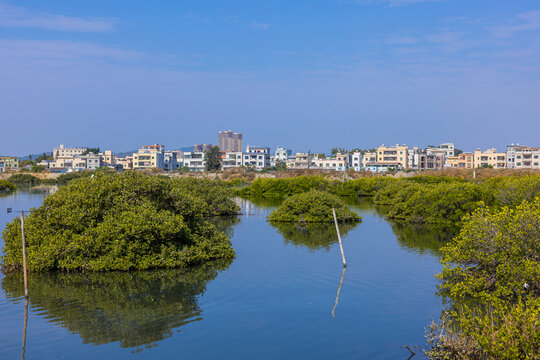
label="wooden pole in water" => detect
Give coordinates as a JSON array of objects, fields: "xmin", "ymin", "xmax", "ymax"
[
  {"xmin": 20, "ymin": 211, "xmax": 28, "ymax": 298},
  {"xmin": 21, "ymin": 297, "xmax": 28, "ymax": 360},
  {"xmin": 331, "ymin": 266, "xmax": 346, "ymax": 318},
  {"xmin": 332, "ymin": 208, "xmax": 347, "ymax": 267}
]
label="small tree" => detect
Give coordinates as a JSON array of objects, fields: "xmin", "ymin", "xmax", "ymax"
[{"xmin": 205, "ymin": 146, "xmax": 222, "ymax": 171}]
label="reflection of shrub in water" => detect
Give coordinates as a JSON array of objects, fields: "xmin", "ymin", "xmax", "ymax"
[
  {"xmin": 389, "ymin": 221, "xmax": 458, "ymax": 256},
  {"xmin": 271, "ymin": 222, "xmax": 359, "ymax": 251},
  {"xmin": 2, "ymin": 260, "xmax": 232, "ymax": 350},
  {"xmin": 206, "ymin": 215, "xmax": 241, "ymax": 237}
]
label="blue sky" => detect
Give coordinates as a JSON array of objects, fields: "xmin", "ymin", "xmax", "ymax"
[{"xmin": 1, "ymin": 0, "xmax": 539, "ymax": 155}]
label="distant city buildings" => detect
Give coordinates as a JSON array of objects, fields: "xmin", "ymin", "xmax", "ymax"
[
  {"xmin": 243, "ymin": 146, "xmax": 271, "ymax": 169},
  {"xmin": 193, "ymin": 144, "xmax": 213, "ymax": 152},
  {"xmin": 0, "ymin": 157, "xmax": 19, "ymax": 172},
  {"xmin": 474, "ymin": 148, "xmax": 507, "ymax": 169},
  {"xmin": 218, "ymin": 130, "xmax": 243, "ymax": 152}
]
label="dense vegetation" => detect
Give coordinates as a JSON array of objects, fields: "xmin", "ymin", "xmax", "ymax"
[
  {"xmin": 8, "ymin": 173, "xmax": 41, "ymax": 185},
  {"xmin": 2, "ymin": 260, "xmax": 231, "ymax": 349},
  {"xmin": 0, "ymin": 180, "xmax": 16, "ymax": 192},
  {"xmin": 426, "ymin": 198, "xmax": 540, "ymax": 359},
  {"xmin": 1, "ymin": 172, "xmax": 239, "ymax": 272},
  {"xmin": 268, "ymin": 190, "xmax": 361, "ymax": 223}
]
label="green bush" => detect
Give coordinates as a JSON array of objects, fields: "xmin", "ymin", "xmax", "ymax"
[
  {"xmin": 0, "ymin": 180, "xmax": 16, "ymax": 192},
  {"xmin": 170, "ymin": 178, "xmax": 240, "ymax": 216},
  {"xmin": 238, "ymin": 176, "xmax": 330, "ymax": 197},
  {"xmin": 1, "ymin": 172, "xmax": 237, "ymax": 272},
  {"xmin": 56, "ymin": 171, "xmax": 94, "ymax": 185},
  {"xmin": 340, "ymin": 177, "xmax": 397, "ymax": 197},
  {"xmin": 426, "ymin": 198, "xmax": 540, "ymax": 359},
  {"xmin": 386, "ymin": 182, "xmax": 494, "ymax": 225},
  {"xmin": 8, "ymin": 173, "xmax": 41, "ymax": 185},
  {"xmin": 268, "ymin": 190, "xmax": 361, "ymax": 223},
  {"xmin": 481, "ymin": 175, "xmax": 540, "ymax": 207}
]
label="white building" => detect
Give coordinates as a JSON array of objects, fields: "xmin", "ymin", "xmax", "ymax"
[
  {"xmin": 349, "ymin": 152, "xmax": 363, "ymax": 171},
  {"xmin": 243, "ymin": 146, "xmax": 271, "ymax": 169},
  {"xmin": 53, "ymin": 145, "xmax": 87, "ymax": 159},
  {"xmin": 183, "ymin": 152, "xmax": 206, "ymax": 171},
  {"xmin": 222, "ymin": 151, "xmax": 243, "ymax": 169},
  {"xmin": 274, "ymin": 147, "xmax": 292, "ymax": 162},
  {"xmin": 426, "ymin": 143, "xmax": 455, "ymax": 158}
]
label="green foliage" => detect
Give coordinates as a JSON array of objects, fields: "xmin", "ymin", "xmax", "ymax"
[
  {"xmin": 0, "ymin": 180, "xmax": 16, "ymax": 192},
  {"xmin": 2, "ymin": 260, "xmax": 231, "ymax": 349},
  {"xmin": 81, "ymin": 147, "xmax": 100, "ymax": 155},
  {"xmin": 275, "ymin": 161, "xmax": 288, "ymax": 171},
  {"xmin": 386, "ymin": 182, "xmax": 493, "ymax": 225},
  {"xmin": 56, "ymin": 171, "xmax": 94, "ymax": 185},
  {"xmin": 205, "ymin": 146, "xmax": 222, "ymax": 171},
  {"xmin": 30, "ymin": 164, "xmax": 46, "ymax": 173},
  {"xmin": 426, "ymin": 199, "xmax": 540, "ymax": 359},
  {"xmin": 389, "ymin": 221, "xmax": 459, "ymax": 256},
  {"xmin": 8, "ymin": 173, "xmax": 41, "ymax": 185},
  {"xmin": 482, "ymin": 175, "xmax": 540, "ymax": 207},
  {"xmin": 1, "ymin": 172, "xmax": 237, "ymax": 272},
  {"xmin": 268, "ymin": 190, "xmax": 361, "ymax": 223},
  {"xmin": 340, "ymin": 177, "xmax": 397, "ymax": 197}
]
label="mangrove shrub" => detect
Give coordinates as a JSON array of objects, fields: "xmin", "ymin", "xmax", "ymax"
[
  {"xmin": 268, "ymin": 190, "xmax": 361, "ymax": 223},
  {"xmin": 1, "ymin": 172, "xmax": 237, "ymax": 272}
]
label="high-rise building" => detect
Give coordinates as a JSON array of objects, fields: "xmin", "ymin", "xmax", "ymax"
[
  {"xmin": 193, "ymin": 144, "xmax": 213, "ymax": 152},
  {"xmin": 218, "ymin": 130, "xmax": 243, "ymax": 152}
]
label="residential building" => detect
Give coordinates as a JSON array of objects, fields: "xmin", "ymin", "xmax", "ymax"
[
  {"xmin": 0, "ymin": 157, "xmax": 19, "ymax": 171},
  {"xmin": 80, "ymin": 154, "xmax": 103, "ymax": 170},
  {"xmin": 474, "ymin": 149, "xmax": 507, "ymax": 168},
  {"xmin": 133, "ymin": 145, "xmax": 165, "ymax": 170},
  {"xmin": 100, "ymin": 150, "xmax": 115, "ymax": 164},
  {"xmin": 243, "ymin": 146, "xmax": 271, "ymax": 169},
  {"xmin": 116, "ymin": 156, "xmax": 133, "ymax": 170},
  {"xmin": 364, "ymin": 162, "xmax": 399, "ymax": 173},
  {"xmin": 362, "ymin": 152, "xmax": 376, "ymax": 165},
  {"xmin": 222, "ymin": 151, "xmax": 243, "ymax": 169},
  {"xmin": 218, "ymin": 130, "xmax": 243, "ymax": 152},
  {"xmin": 446, "ymin": 153, "xmax": 474, "ymax": 168},
  {"xmin": 350, "ymin": 152, "xmax": 363, "ymax": 171},
  {"xmin": 291, "ymin": 152, "xmax": 313, "ymax": 169},
  {"xmin": 274, "ymin": 147, "xmax": 292, "ymax": 162},
  {"xmin": 376, "ymin": 144, "xmax": 408, "ymax": 169},
  {"xmin": 513, "ymin": 147, "xmax": 540, "ymax": 169},
  {"xmin": 507, "ymin": 144, "xmax": 528, "ymax": 169},
  {"xmin": 426, "ymin": 143, "xmax": 455, "ymax": 158},
  {"xmin": 193, "ymin": 144, "xmax": 213, "ymax": 152},
  {"xmin": 418, "ymin": 152, "xmax": 445, "ymax": 170},
  {"xmin": 164, "ymin": 151, "xmax": 180, "ymax": 171},
  {"xmin": 183, "ymin": 152, "xmax": 206, "ymax": 171},
  {"xmin": 313, "ymin": 155, "xmax": 347, "ymax": 170},
  {"xmin": 407, "ymin": 147, "xmax": 421, "ymax": 170},
  {"xmin": 53, "ymin": 144, "xmax": 87, "ymax": 159}
]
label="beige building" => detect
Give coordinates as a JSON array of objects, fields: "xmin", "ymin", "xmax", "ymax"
[
  {"xmin": 313, "ymin": 154, "xmax": 347, "ymax": 170},
  {"xmin": 513, "ymin": 147, "xmax": 540, "ymax": 169},
  {"xmin": 116, "ymin": 156, "xmax": 133, "ymax": 170},
  {"xmin": 222, "ymin": 151, "xmax": 243, "ymax": 169},
  {"xmin": 362, "ymin": 152, "xmax": 376, "ymax": 165},
  {"xmin": 0, "ymin": 157, "xmax": 19, "ymax": 172},
  {"xmin": 446, "ymin": 153, "xmax": 474, "ymax": 168},
  {"xmin": 376, "ymin": 145, "xmax": 408, "ymax": 169},
  {"xmin": 100, "ymin": 150, "xmax": 115, "ymax": 164},
  {"xmin": 53, "ymin": 145, "xmax": 87, "ymax": 159},
  {"xmin": 474, "ymin": 149, "xmax": 506, "ymax": 168}
]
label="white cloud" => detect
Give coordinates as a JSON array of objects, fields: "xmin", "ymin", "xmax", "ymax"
[
  {"xmin": 0, "ymin": 4, "xmax": 115, "ymax": 32},
  {"xmin": 250, "ymin": 22, "xmax": 270, "ymax": 30},
  {"xmin": 490, "ymin": 10, "xmax": 540, "ymax": 38}
]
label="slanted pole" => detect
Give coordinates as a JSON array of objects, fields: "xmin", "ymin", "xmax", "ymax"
[
  {"xmin": 20, "ymin": 211, "xmax": 28, "ymax": 298},
  {"xmin": 332, "ymin": 208, "xmax": 347, "ymax": 267}
]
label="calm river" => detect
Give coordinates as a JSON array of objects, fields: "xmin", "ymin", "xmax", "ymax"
[{"xmin": 0, "ymin": 190, "xmax": 454, "ymax": 359}]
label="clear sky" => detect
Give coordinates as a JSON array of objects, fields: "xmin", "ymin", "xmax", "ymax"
[{"xmin": 1, "ymin": 0, "xmax": 539, "ymax": 155}]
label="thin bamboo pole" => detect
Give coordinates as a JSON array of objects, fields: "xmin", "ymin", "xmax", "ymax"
[
  {"xmin": 331, "ymin": 266, "xmax": 346, "ymax": 318},
  {"xmin": 332, "ymin": 208, "xmax": 347, "ymax": 267},
  {"xmin": 21, "ymin": 298, "xmax": 28, "ymax": 360},
  {"xmin": 20, "ymin": 211, "xmax": 28, "ymax": 298}
]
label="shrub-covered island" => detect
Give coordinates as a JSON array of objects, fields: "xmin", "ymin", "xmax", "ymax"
[
  {"xmin": 0, "ymin": 180, "xmax": 16, "ymax": 192},
  {"xmin": 268, "ymin": 190, "xmax": 361, "ymax": 223},
  {"xmin": 1, "ymin": 172, "xmax": 239, "ymax": 273}
]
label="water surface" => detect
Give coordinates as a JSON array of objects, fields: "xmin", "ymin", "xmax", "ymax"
[{"xmin": 0, "ymin": 191, "xmax": 452, "ymax": 359}]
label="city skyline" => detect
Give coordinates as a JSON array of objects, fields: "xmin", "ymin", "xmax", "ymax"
[{"xmin": 1, "ymin": 0, "xmax": 540, "ymax": 154}]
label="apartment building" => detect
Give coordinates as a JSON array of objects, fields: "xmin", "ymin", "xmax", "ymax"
[
  {"xmin": 418, "ymin": 153, "xmax": 445, "ymax": 170},
  {"xmin": 222, "ymin": 151, "xmax": 243, "ymax": 169},
  {"xmin": 183, "ymin": 152, "xmax": 206, "ymax": 171},
  {"xmin": 446, "ymin": 153, "xmax": 474, "ymax": 168},
  {"xmin": 101, "ymin": 150, "xmax": 115, "ymax": 164},
  {"xmin": 350, "ymin": 152, "xmax": 362, "ymax": 171},
  {"xmin": 53, "ymin": 145, "xmax": 87, "ymax": 159},
  {"xmin": 218, "ymin": 130, "xmax": 243, "ymax": 152},
  {"xmin": 164, "ymin": 151, "xmax": 180, "ymax": 171},
  {"xmin": 474, "ymin": 149, "xmax": 507, "ymax": 168},
  {"xmin": 80, "ymin": 154, "xmax": 103, "ymax": 170},
  {"xmin": 291, "ymin": 152, "xmax": 313, "ymax": 169},
  {"xmin": 0, "ymin": 157, "xmax": 19, "ymax": 172},
  {"xmin": 513, "ymin": 147, "xmax": 540, "ymax": 169},
  {"xmin": 243, "ymin": 146, "xmax": 271, "ymax": 169},
  {"xmin": 407, "ymin": 147, "xmax": 421, "ymax": 170},
  {"xmin": 313, "ymin": 154, "xmax": 347, "ymax": 170},
  {"xmin": 274, "ymin": 147, "xmax": 292, "ymax": 162},
  {"xmin": 376, "ymin": 145, "xmax": 408, "ymax": 169},
  {"xmin": 193, "ymin": 144, "xmax": 213, "ymax": 152},
  {"xmin": 426, "ymin": 143, "xmax": 455, "ymax": 157},
  {"xmin": 133, "ymin": 145, "xmax": 165, "ymax": 170},
  {"xmin": 362, "ymin": 152, "xmax": 376, "ymax": 165},
  {"xmin": 116, "ymin": 156, "xmax": 133, "ymax": 170}
]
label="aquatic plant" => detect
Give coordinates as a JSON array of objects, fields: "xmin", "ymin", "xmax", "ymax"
[{"xmin": 0, "ymin": 180, "xmax": 16, "ymax": 192}]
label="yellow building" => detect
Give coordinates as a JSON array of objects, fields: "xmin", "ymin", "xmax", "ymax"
[
  {"xmin": 446, "ymin": 153, "xmax": 474, "ymax": 168},
  {"xmin": 474, "ymin": 149, "xmax": 506, "ymax": 168},
  {"xmin": 0, "ymin": 157, "xmax": 19, "ymax": 171},
  {"xmin": 376, "ymin": 145, "xmax": 408, "ymax": 169}
]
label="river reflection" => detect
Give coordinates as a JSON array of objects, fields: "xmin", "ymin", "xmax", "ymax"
[
  {"xmin": 2, "ymin": 260, "xmax": 232, "ymax": 351},
  {"xmin": 390, "ymin": 221, "xmax": 459, "ymax": 255},
  {"xmin": 270, "ymin": 221, "xmax": 360, "ymax": 251}
]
